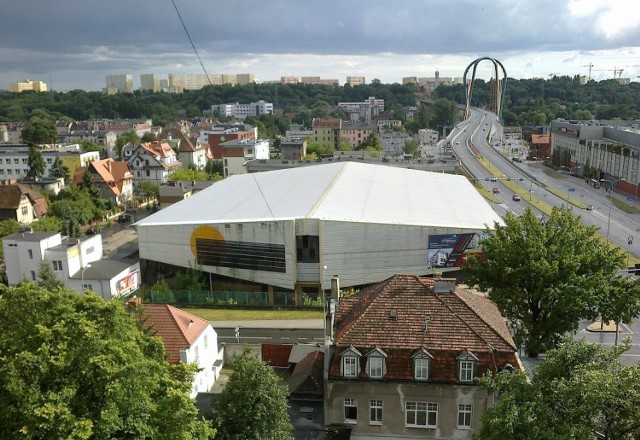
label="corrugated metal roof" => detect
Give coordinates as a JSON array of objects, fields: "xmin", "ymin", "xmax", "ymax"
[{"xmin": 136, "ymin": 162, "xmax": 502, "ymax": 229}]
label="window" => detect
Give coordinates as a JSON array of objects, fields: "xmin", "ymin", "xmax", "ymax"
[
  {"xmin": 369, "ymin": 357, "xmax": 383, "ymax": 378},
  {"xmin": 6, "ymin": 169, "xmax": 11, "ymax": 174},
  {"xmin": 15, "ymin": 169, "xmax": 20, "ymax": 175},
  {"xmin": 405, "ymin": 402, "xmax": 437, "ymax": 428},
  {"xmin": 457, "ymin": 351, "xmax": 478, "ymax": 383},
  {"xmin": 370, "ymin": 400, "xmax": 383, "ymax": 425},
  {"xmin": 30, "ymin": 270, "xmax": 36, "ymax": 281},
  {"xmin": 145, "ymin": 170, "xmax": 150, "ymax": 177},
  {"xmin": 28, "ymin": 249, "xmax": 33, "ymax": 259},
  {"xmin": 343, "ymin": 356, "xmax": 358, "ymax": 377},
  {"xmin": 46, "ymin": 157, "xmax": 53, "ymax": 163},
  {"xmin": 22, "ymin": 158, "xmax": 28, "ymax": 164},
  {"xmin": 204, "ymin": 335, "xmax": 208, "ymax": 348},
  {"xmin": 457, "ymin": 404, "xmax": 472, "ymax": 429},
  {"xmin": 0, "ymin": 158, "xmax": 3, "ymax": 163},
  {"xmin": 459, "ymin": 361, "xmax": 475, "ymax": 382},
  {"xmin": 83, "ymin": 284, "xmax": 93, "ymax": 291},
  {"xmin": 13, "ymin": 158, "xmax": 19, "ymax": 164},
  {"xmin": 296, "ymin": 235, "xmax": 319, "ymax": 263},
  {"xmin": 52, "ymin": 260, "xmax": 63, "ymax": 271},
  {"xmin": 194, "ymin": 345, "xmax": 200, "ymax": 360},
  {"xmin": 0, "ymin": 169, "xmax": 3, "ymax": 174},
  {"xmin": 415, "ymin": 358, "xmax": 429, "ymax": 380},
  {"xmin": 344, "ymin": 399, "xmax": 357, "ymax": 423},
  {"xmin": 21, "ymin": 206, "xmax": 29, "ymax": 216}
]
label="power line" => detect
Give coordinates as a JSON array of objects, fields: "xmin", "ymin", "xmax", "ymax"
[{"xmin": 170, "ymin": 0, "xmax": 213, "ymax": 87}]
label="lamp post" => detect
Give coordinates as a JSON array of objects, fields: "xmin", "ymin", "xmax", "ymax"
[{"xmin": 81, "ymin": 263, "xmax": 92, "ymax": 293}]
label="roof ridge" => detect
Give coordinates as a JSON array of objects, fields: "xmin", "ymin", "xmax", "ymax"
[{"xmin": 303, "ymin": 162, "xmax": 349, "ymax": 219}]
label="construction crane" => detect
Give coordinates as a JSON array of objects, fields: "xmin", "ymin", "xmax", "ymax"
[
  {"xmin": 581, "ymin": 62, "xmax": 594, "ymax": 81},
  {"xmin": 614, "ymin": 68, "xmax": 625, "ymax": 79}
]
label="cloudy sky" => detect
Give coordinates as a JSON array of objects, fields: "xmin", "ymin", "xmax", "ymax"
[{"xmin": 2, "ymin": 0, "xmax": 639, "ymax": 91}]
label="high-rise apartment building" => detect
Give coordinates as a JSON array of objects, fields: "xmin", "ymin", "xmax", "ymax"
[
  {"xmin": 9, "ymin": 80, "xmax": 48, "ymax": 93},
  {"xmin": 168, "ymin": 73, "xmax": 212, "ymax": 92},
  {"xmin": 140, "ymin": 74, "xmax": 162, "ymax": 92},
  {"xmin": 346, "ymin": 76, "xmax": 366, "ymax": 86},
  {"xmin": 236, "ymin": 73, "xmax": 255, "ymax": 85},
  {"xmin": 105, "ymin": 74, "xmax": 133, "ymax": 94},
  {"xmin": 281, "ymin": 76, "xmax": 299, "ymax": 84}
]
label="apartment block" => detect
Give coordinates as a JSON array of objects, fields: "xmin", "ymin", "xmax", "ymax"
[
  {"xmin": 105, "ymin": 74, "xmax": 133, "ymax": 94},
  {"xmin": 10, "ymin": 79, "xmax": 48, "ymax": 93},
  {"xmin": 346, "ymin": 76, "xmax": 366, "ymax": 86}
]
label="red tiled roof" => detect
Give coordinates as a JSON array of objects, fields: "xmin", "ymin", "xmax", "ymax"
[
  {"xmin": 289, "ymin": 350, "xmax": 324, "ymax": 397},
  {"xmin": 0, "ymin": 183, "xmax": 48, "ymax": 217},
  {"xmin": 73, "ymin": 158, "xmax": 131, "ymax": 197},
  {"xmin": 139, "ymin": 304, "xmax": 210, "ymax": 364},
  {"xmin": 531, "ymin": 134, "xmax": 550, "ymax": 144},
  {"xmin": 160, "ymin": 128, "xmax": 199, "ymax": 153},
  {"xmin": 329, "ymin": 275, "xmax": 519, "ymax": 381},
  {"xmin": 140, "ymin": 141, "xmax": 178, "ymax": 159}
]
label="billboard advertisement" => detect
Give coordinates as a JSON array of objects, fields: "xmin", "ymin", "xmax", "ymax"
[
  {"xmin": 427, "ymin": 233, "xmax": 482, "ymax": 268},
  {"xmin": 116, "ymin": 271, "xmax": 139, "ymax": 297}
]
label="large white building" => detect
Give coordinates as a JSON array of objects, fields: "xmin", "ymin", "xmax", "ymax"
[
  {"xmin": 136, "ymin": 162, "xmax": 502, "ymax": 304},
  {"xmin": 210, "ymin": 100, "xmax": 273, "ymax": 119},
  {"xmin": 2, "ymin": 231, "xmax": 140, "ymax": 300}
]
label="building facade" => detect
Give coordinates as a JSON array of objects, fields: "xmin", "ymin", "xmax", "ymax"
[
  {"xmin": 549, "ymin": 119, "xmax": 640, "ymax": 198},
  {"xmin": 324, "ymin": 275, "xmax": 520, "ymax": 439},
  {"xmin": 345, "ymin": 76, "xmax": 366, "ymax": 86},
  {"xmin": 10, "ymin": 79, "xmax": 48, "ymax": 92},
  {"xmin": 210, "ymin": 100, "xmax": 273, "ymax": 119},
  {"xmin": 105, "ymin": 74, "xmax": 133, "ymax": 94},
  {"xmin": 124, "ymin": 141, "xmax": 182, "ymax": 185},
  {"xmin": 220, "ymin": 138, "xmax": 270, "ymax": 176},
  {"xmin": 338, "ymin": 97, "xmax": 385, "ymax": 122}
]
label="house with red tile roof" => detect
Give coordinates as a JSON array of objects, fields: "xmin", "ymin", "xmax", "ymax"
[
  {"xmin": 160, "ymin": 127, "xmax": 211, "ymax": 170},
  {"xmin": 138, "ymin": 303, "xmax": 223, "ymax": 398},
  {"xmin": 73, "ymin": 158, "xmax": 133, "ymax": 205},
  {"xmin": 124, "ymin": 141, "xmax": 182, "ymax": 186},
  {"xmin": 0, "ymin": 182, "xmax": 48, "ymax": 224},
  {"xmin": 324, "ymin": 274, "xmax": 520, "ymax": 439}
]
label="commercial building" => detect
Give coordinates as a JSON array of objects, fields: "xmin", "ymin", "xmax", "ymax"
[
  {"xmin": 549, "ymin": 119, "xmax": 640, "ymax": 198},
  {"xmin": 2, "ymin": 231, "xmax": 140, "ymax": 300},
  {"xmin": 136, "ymin": 162, "xmax": 502, "ymax": 304}
]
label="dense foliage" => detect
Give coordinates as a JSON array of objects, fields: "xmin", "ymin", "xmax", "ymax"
[
  {"xmin": 434, "ymin": 75, "xmax": 640, "ymax": 124},
  {"xmin": 2, "ymin": 78, "xmax": 638, "ymax": 130},
  {"xmin": 0, "ymin": 283, "xmax": 214, "ymax": 439},
  {"xmin": 464, "ymin": 207, "xmax": 637, "ymax": 357},
  {"xmin": 478, "ymin": 338, "xmax": 640, "ymax": 440},
  {"xmin": 213, "ymin": 347, "xmax": 292, "ymax": 440}
]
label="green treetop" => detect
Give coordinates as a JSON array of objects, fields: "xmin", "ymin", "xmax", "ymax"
[
  {"xmin": 26, "ymin": 144, "xmax": 46, "ymax": 180},
  {"xmin": 0, "ymin": 283, "xmax": 214, "ymax": 439},
  {"xmin": 464, "ymin": 206, "xmax": 629, "ymax": 357}
]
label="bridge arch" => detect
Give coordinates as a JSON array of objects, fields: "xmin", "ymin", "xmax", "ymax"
[{"xmin": 463, "ymin": 57, "xmax": 508, "ymax": 122}]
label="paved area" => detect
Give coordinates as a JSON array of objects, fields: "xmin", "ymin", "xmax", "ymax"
[{"xmin": 211, "ymin": 319, "xmax": 324, "ymax": 329}]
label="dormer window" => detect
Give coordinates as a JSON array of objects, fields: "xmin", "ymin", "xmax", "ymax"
[
  {"xmin": 340, "ymin": 347, "xmax": 361, "ymax": 378},
  {"xmin": 412, "ymin": 347, "xmax": 434, "ymax": 381},
  {"xmin": 365, "ymin": 347, "xmax": 387, "ymax": 379},
  {"xmin": 457, "ymin": 351, "xmax": 479, "ymax": 383}
]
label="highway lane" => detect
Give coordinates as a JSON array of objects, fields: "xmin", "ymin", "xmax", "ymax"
[{"xmin": 449, "ymin": 108, "xmax": 640, "ymax": 260}]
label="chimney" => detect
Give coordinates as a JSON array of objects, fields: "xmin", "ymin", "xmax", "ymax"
[{"xmin": 433, "ymin": 277, "xmax": 456, "ymax": 294}]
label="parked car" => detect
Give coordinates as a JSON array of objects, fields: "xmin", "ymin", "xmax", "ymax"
[
  {"xmin": 492, "ymin": 187, "xmax": 500, "ymax": 194},
  {"xmin": 490, "ymin": 176, "xmax": 498, "ymax": 182},
  {"xmin": 512, "ymin": 157, "xmax": 522, "ymax": 163},
  {"xmin": 512, "ymin": 194, "xmax": 521, "ymax": 201},
  {"xmin": 118, "ymin": 213, "xmax": 131, "ymax": 223},
  {"xmin": 586, "ymin": 204, "xmax": 594, "ymax": 210}
]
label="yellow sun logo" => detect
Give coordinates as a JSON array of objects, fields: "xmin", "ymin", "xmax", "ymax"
[{"xmin": 189, "ymin": 225, "xmax": 224, "ymax": 257}]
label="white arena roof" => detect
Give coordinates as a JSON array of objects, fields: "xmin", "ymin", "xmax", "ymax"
[{"xmin": 137, "ymin": 162, "xmax": 502, "ymax": 229}]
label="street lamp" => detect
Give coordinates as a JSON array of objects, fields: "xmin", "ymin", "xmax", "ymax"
[{"xmin": 81, "ymin": 263, "xmax": 92, "ymax": 293}]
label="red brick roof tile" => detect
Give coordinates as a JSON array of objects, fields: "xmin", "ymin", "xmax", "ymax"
[{"xmin": 139, "ymin": 304, "xmax": 210, "ymax": 364}]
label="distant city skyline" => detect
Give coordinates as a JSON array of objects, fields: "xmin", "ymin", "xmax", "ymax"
[{"xmin": 2, "ymin": 0, "xmax": 639, "ymax": 91}]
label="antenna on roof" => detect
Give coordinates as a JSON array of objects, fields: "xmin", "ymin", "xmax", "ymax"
[{"xmin": 424, "ymin": 316, "xmax": 432, "ymax": 332}]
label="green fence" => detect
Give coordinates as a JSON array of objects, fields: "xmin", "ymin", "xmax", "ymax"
[{"xmin": 147, "ymin": 289, "xmax": 296, "ymax": 306}]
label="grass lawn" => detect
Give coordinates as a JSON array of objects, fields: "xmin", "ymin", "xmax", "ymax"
[{"xmin": 183, "ymin": 308, "xmax": 324, "ymax": 321}]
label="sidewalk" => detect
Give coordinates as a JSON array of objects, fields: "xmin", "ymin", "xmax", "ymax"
[{"xmin": 211, "ymin": 319, "xmax": 324, "ymax": 329}]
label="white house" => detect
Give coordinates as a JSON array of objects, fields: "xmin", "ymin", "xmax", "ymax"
[
  {"xmin": 220, "ymin": 138, "xmax": 270, "ymax": 177},
  {"xmin": 124, "ymin": 141, "xmax": 182, "ymax": 185},
  {"xmin": 2, "ymin": 231, "xmax": 140, "ymax": 300},
  {"xmin": 138, "ymin": 303, "xmax": 223, "ymax": 397}
]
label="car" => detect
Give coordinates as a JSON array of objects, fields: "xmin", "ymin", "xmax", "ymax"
[
  {"xmin": 490, "ymin": 176, "xmax": 497, "ymax": 182},
  {"xmin": 512, "ymin": 194, "xmax": 521, "ymax": 201},
  {"xmin": 455, "ymin": 141, "xmax": 460, "ymax": 145},
  {"xmin": 512, "ymin": 157, "xmax": 522, "ymax": 163},
  {"xmin": 118, "ymin": 213, "xmax": 131, "ymax": 223},
  {"xmin": 492, "ymin": 187, "xmax": 500, "ymax": 194},
  {"xmin": 86, "ymin": 226, "xmax": 98, "ymax": 235},
  {"xmin": 586, "ymin": 204, "xmax": 594, "ymax": 210}
]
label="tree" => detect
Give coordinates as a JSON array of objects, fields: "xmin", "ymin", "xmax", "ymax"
[
  {"xmin": 37, "ymin": 260, "xmax": 64, "ymax": 290},
  {"xmin": 140, "ymin": 131, "xmax": 157, "ymax": 142},
  {"xmin": 213, "ymin": 347, "xmax": 292, "ymax": 440},
  {"xmin": 168, "ymin": 168, "xmax": 210, "ymax": 182},
  {"xmin": 78, "ymin": 140, "xmax": 101, "ymax": 153},
  {"xmin": 0, "ymin": 283, "xmax": 214, "ymax": 439},
  {"xmin": 464, "ymin": 207, "xmax": 626, "ymax": 357},
  {"xmin": 358, "ymin": 132, "xmax": 382, "ymax": 151},
  {"xmin": 430, "ymin": 98, "xmax": 459, "ymax": 131},
  {"xmin": 137, "ymin": 181, "xmax": 160, "ymax": 201},
  {"xmin": 115, "ymin": 130, "xmax": 140, "ymax": 160},
  {"xmin": 477, "ymin": 338, "xmax": 640, "ymax": 440},
  {"xmin": 26, "ymin": 144, "xmax": 46, "ymax": 180},
  {"xmin": 403, "ymin": 139, "xmax": 420, "ymax": 157},
  {"xmin": 21, "ymin": 119, "xmax": 58, "ymax": 145},
  {"xmin": 49, "ymin": 156, "xmax": 71, "ymax": 184},
  {"xmin": 31, "ymin": 217, "xmax": 62, "ymax": 233}
]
